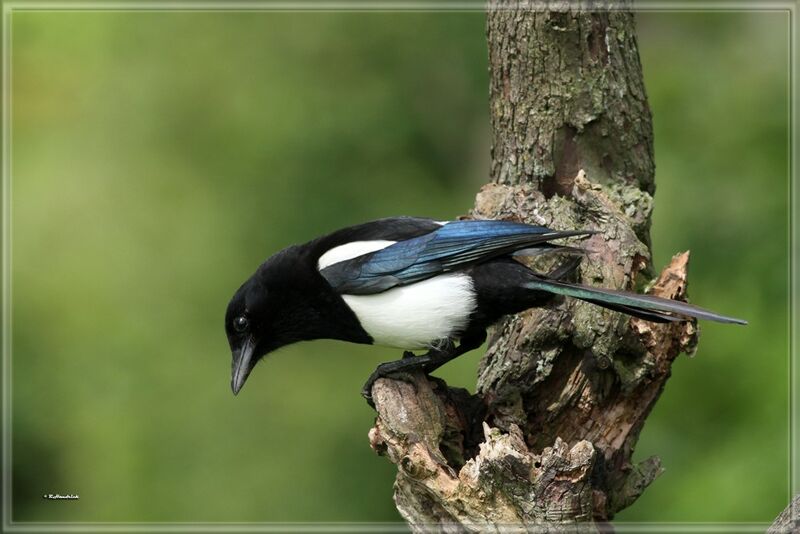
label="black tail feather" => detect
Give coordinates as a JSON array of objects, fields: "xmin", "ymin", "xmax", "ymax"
[{"xmin": 524, "ymin": 276, "xmax": 747, "ymax": 325}]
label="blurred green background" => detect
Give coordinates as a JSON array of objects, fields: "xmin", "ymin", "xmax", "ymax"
[{"xmin": 10, "ymin": 9, "xmax": 788, "ymax": 525}]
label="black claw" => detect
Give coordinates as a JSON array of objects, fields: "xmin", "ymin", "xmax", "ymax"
[
  {"xmin": 361, "ymin": 387, "xmax": 375, "ymax": 408},
  {"xmin": 361, "ymin": 370, "xmax": 382, "ymax": 408}
]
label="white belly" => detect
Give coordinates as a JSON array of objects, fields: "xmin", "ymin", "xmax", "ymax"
[{"xmin": 342, "ymin": 273, "xmax": 477, "ymax": 349}]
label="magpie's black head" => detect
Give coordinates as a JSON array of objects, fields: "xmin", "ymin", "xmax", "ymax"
[
  {"xmin": 225, "ymin": 247, "xmax": 322, "ymax": 395},
  {"xmin": 225, "ymin": 275, "xmax": 268, "ymax": 395}
]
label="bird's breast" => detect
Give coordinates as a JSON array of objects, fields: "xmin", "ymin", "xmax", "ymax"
[{"xmin": 341, "ymin": 273, "xmax": 477, "ymax": 350}]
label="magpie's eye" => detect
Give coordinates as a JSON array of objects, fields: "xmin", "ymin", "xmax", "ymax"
[{"xmin": 233, "ymin": 315, "xmax": 249, "ymax": 333}]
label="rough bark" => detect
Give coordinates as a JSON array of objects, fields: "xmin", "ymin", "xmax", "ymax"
[{"xmin": 368, "ymin": 3, "xmax": 701, "ymax": 530}]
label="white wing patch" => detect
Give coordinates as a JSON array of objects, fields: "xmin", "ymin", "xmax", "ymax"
[
  {"xmin": 317, "ymin": 240, "xmax": 396, "ymax": 270},
  {"xmin": 342, "ymin": 273, "xmax": 476, "ymax": 350}
]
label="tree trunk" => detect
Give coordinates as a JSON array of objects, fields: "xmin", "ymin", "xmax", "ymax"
[{"xmin": 368, "ymin": 3, "xmax": 700, "ymax": 530}]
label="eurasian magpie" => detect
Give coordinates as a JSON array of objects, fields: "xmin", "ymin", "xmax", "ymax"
[{"xmin": 224, "ymin": 217, "xmax": 746, "ymax": 400}]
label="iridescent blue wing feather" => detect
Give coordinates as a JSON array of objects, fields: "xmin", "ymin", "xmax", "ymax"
[{"xmin": 320, "ymin": 220, "xmax": 593, "ymax": 295}]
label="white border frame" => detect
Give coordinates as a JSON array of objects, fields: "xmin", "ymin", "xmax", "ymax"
[{"xmin": 1, "ymin": 1, "xmax": 795, "ymax": 532}]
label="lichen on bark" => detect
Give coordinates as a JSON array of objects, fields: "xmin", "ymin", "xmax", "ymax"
[{"xmin": 368, "ymin": 3, "xmax": 704, "ymax": 530}]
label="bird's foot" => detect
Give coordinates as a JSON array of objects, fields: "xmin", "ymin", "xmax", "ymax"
[
  {"xmin": 361, "ymin": 336, "xmax": 482, "ymax": 408},
  {"xmin": 361, "ymin": 352, "xmax": 432, "ymax": 408}
]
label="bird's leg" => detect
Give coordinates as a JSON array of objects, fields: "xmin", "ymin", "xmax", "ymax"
[
  {"xmin": 360, "ymin": 349, "xmax": 443, "ymax": 406},
  {"xmin": 361, "ymin": 331, "xmax": 487, "ymax": 407}
]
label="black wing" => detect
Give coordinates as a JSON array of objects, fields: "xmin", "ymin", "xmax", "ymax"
[{"xmin": 320, "ymin": 219, "xmax": 594, "ymax": 295}]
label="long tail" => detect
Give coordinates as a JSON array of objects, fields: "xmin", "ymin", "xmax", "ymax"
[{"xmin": 524, "ymin": 277, "xmax": 747, "ymax": 325}]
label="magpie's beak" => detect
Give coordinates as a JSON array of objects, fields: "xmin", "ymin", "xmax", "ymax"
[{"xmin": 231, "ymin": 337, "xmax": 256, "ymax": 396}]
